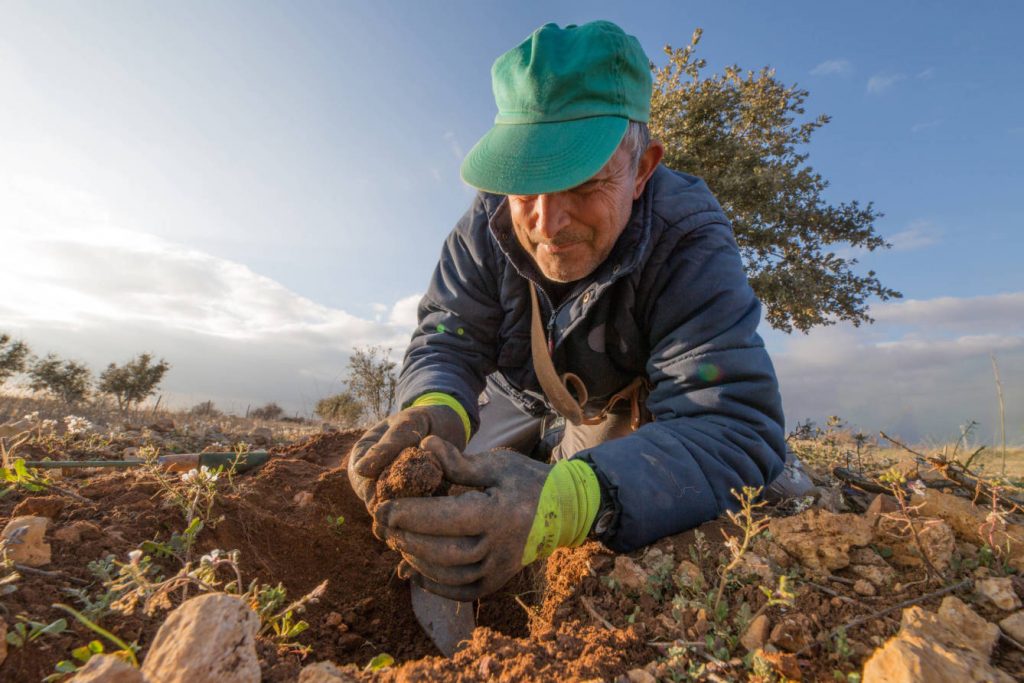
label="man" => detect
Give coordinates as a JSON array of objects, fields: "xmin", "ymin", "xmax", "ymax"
[{"xmin": 349, "ymin": 21, "xmax": 803, "ymax": 601}]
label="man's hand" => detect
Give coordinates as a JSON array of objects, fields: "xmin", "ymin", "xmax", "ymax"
[
  {"xmin": 373, "ymin": 437, "xmax": 547, "ymax": 600},
  {"xmin": 373, "ymin": 436, "xmax": 601, "ymax": 601},
  {"xmin": 347, "ymin": 404, "xmax": 467, "ymax": 504}
]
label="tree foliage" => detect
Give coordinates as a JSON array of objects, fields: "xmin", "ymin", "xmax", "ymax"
[
  {"xmin": 189, "ymin": 400, "xmax": 222, "ymax": 418},
  {"xmin": 315, "ymin": 391, "xmax": 364, "ymax": 427},
  {"xmin": 98, "ymin": 353, "xmax": 171, "ymax": 412},
  {"xmin": 29, "ymin": 354, "xmax": 92, "ymax": 405},
  {"xmin": 250, "ymin": 402, "xmax": 285, "ymax": 421},
  {"xmin": 0, "ymin": 334, "xmax": 30, "ymax": 387},
  {"xmin": 649, "ymin": 29, "xmax": 901, "ymax": 333},
  {"xmin": 346, "ymin": 346, "xmax": 397, "ymax": 422}
]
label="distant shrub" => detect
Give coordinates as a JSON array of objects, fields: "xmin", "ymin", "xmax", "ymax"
[
  {"xmin": 190, "ymin": 400, "xmax": 222, "ymax": 418},
  {"xmin": 346, "ymin": 346, "xmax": 397, "ymax": 422},
  {"xmin": 29, "ymin": 354, "xmax": 92, "ymax": 405},
  {"xmin": 315, "ymin": 392, "xmax": 363, "ymax": 427},
  {"xmin": 98, "ymin": 353, "xmax": 171, "ymax": 413},
  {"xmin": 0, "ymin": 333, "xmax": 30, "ymax": 387},
  {"xmin": 250, "ymin": 402, "xmax": 285, "ymax": 421}
]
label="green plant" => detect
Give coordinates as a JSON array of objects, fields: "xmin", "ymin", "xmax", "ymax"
[
  {"xmin": 877, "ymin": 467, "xmax": 946, "ymax": 581},
  {"xmin": 1, "ymin": 457, "xmax": 51, "ymax": 497},
  {"xmin": 713, "ymin": 486, "xmax": 769, "ymax": 614},
  {"xmin": 345, "ymin": 346, "xmax": 397, "ymax": 422},
  {"xmin": 0, "ymin": 333, "xmax": 30, "ymax": 387},
  {"xmin": 365, "ymin": 653, "xmax": 395, "ymax": 672},
  {"xmin": 45, "ymin": 639, "xmax": 105, "ymax": 681},
  {"xmin": 53, "ymin": 603, "xmax": 139, "ymax": 666},
  {"xmin": 250, "ymin": 402, "xmax": 285, "ymax": 421},
  {"xmin": 326, "ymin": 514, "xmax": 346, "ymax": 535},
  {"xmin": 315, "ymin": 391, "xmax": 364, "ymax": 426},
  {"xmin": 5, "ymin": 615, "xmax": 68, "ymax": 647}
]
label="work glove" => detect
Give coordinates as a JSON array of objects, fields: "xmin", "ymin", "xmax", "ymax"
[
  {"xmin": 347, "ymin": 393, "xmax": 470, "ymax": 504},
  {"xmin": 373, "ymin": 435, "xmax": 601, "ymax": 601}
]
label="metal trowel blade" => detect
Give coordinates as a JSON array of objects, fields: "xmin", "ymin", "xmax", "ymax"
[{"xmin": 410, "ymin": 583, "xmax": 475, "ymax": 657}]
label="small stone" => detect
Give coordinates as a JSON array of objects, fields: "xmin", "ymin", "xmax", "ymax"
[
  {"xmin": 973, "ymin": 566, "xmax": 991, "ymax": 579},
  {"xmin": 609, "ymin": 556, "xmax": 649, "ymax": 592},
  {"xmin": 1, "ymin": 516, "xmax": 51, "ymax": 566},
  {"xmin": 324, "ymin": 612, "xmax": 343, "ymax": 627},
  {"xmin": 999, "ymin": 611, "xmax": 1024, "ymax": 643},
  {"xmin": 769, "ymin": 615, "xmax": 811, "ymax": 652},
  {"xmin": 141, "ymin": 594, "xmax": 259, "ymax": 683},
  {"xmin": 293, "ymin": 491, "xmax": 314, "ymax": 507},
  {"xmin": 977, "ymin": 577, "xmax": 1022, "ymax": 611},
  {"xmin": 626, "ymin": 668, "xmax": 657, "ymax": 683},
  {"xmin": 478, "ymin": 655, "xmax": 498, "ymax": 678},
  {"xmin": 854, "ymin": 579, "xmax": 877, "ymax": 596},
  {"xmin": 297, "ymin": 661, "xmax": 358, "ymax": 682},
  {"xmin": 740, "ymin": 614, "xmax": 771, "ymax": 651},
  {"xmin": 69, "ymin": 654, "xmax": 147, "ymax": 682},
  {"xmin": 736, "ymin": 552, "xmax": 774, "ymax": 583},
  {"xmin": 675, "ymin": 560, "xmax": 704, "ymax": 586},
  {"xmin": 866, "ymin": 493, "xmax": 899, "ymax": 519},
  {"xmin": 12, "ymin": 495, "xmax": 66, "ymax": 519},
  {"xmin": 122, "ymin": 447, "xmax": 140, "ymax": 460}
]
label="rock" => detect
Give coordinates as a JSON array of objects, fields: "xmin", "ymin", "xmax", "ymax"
[
  {"xmin": 298, "ymin": 661, "xmax": 359, "ymax": 682},
  {"xmin": 250, "ymin": 427, "xmax": 273, "ymax": 446},
  {"xmin": 626, "ymin": 668, "xmax": 657, "ymax": 683},
  {"xmin": 0, "ymin": 617, "xmax": 6, "ymax": 666},
  {"xmin": 609, "ymin": 556, "xmax": 648, "ymax": 592},
  {"xmin": 977, "ymin": 577, "xmax": 1022, "ymax": 611},
  {"xmin": 675, "ymin": 560, "xmax": 704, "ymax": 587},
  {"xmin": 141, "ymin": 593, "xmax": 259, "ymax": 683},
  {"xmin": 122, "ymin": 447, "xmax": 140, "ymax": 460},
  {"xmin": 916, "ymin": 489, "xmax": 1024, "ymax": 565},
  {"xmin": 769, "ymin": 614, "xmax": 812, "ymax": 652},
  {"xmin": 53, "ymin": 520, "xmax": 103, "ymax": 545},
  {"xmin": 12, "ymin": 495, "xmax": 66, "ymax": 519},
  {"xmin": 862, "ymin": 596, "xmax": 1010, "ymax": 683},
  {"xmin": 877, "ymin": 516, "xmax": 956, "ymax": 572},
  {"xmin": 854, "ymin": 579, "xmax": 877, "ymax": 596},
  {"xmin": 735, "ymin": 552, "xmax": 774, "ymax": 584},
  {"xmin": 999, "ymin": 611, "xmax": 1024, "ymax": 643},
  {"xmin": 1, "ymin": 516, "xmax": 51, "ymax": 566},
  {"xmin": 769, "ymin": 509, "xmax": 873, "ymax": 577},
  {"xmin": 865, "ymin": 493, "xmax": 899, "ymax": 519},
  {"xmin": 292, "ymin": 491, "xmax": 314, "ymax": 508},
  {"xmin": 70, "ymin": 654, "xmax": 148, "ymax": 682},
  {"xmin": 753, "ymin": 649, "xmax": 802, "ymax": 681},
  {"xmin": 740, "ymin": 614, "xmax": 771, "ymax": 651},
  {"xmin": 848, "ymin": 547, "xmax": 897, "ymax": 587}
]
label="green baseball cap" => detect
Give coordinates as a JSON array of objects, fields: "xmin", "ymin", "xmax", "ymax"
[{"xmin": 460, "ymin": 21, "xmax": 652, "ymax": 196}]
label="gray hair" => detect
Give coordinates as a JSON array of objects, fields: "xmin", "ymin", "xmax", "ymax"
[{"xmin": 621, "ymin": 120, "xmax": 651, "ymax": 171}]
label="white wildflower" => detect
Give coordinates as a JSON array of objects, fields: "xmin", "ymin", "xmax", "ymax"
[
  {"xmin": 907, "ymin": 479, "xmax": 927, "ymax": 497},
  {"xmin": 127, "ymin": 549, "xmax": 143, "ymax": 564},
  {"xmin": 181, "ymin": 468, "xmax": 198, "ymax": 484},
  {"xmin": 64, "ymin": 415, "xmax": 94, "ymax": 435},
  {"xmin": 23, "ymin": 411, "xmax": 40, "ymax": 422}
]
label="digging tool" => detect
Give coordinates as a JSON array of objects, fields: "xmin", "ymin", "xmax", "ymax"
[
  {"xmin": 22, "ymin": 450, "xmax": 271, "ymax": 473},
  {"xmin": 410, "ymin": 583, "xmax": 474, "ymax": 657}
]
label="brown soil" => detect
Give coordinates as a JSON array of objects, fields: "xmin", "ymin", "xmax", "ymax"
[{"xmin": 371, "ymin": 447, "xmax": 445, "ymax": 514}]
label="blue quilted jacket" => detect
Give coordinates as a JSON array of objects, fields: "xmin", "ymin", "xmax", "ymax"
[{"xmin": 397, "ymin": 165, "xmax": 786, "ymax": 551}]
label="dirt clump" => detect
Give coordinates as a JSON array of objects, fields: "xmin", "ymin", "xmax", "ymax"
[{"xmin": 371, "ymin": 447, "xmax": 445, "ymax": 513}]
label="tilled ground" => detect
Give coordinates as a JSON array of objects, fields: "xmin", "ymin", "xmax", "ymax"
[{"xmin": 1, "ymin": 429, "xmax": 1023, "ymax": 682}]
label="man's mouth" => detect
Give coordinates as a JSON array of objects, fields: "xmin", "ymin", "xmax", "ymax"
[{"xmin": 539, "ymin": 241, "xmax": 581, "ymax": 255}]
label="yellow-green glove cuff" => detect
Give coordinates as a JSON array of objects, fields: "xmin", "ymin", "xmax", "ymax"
[
  {"xmin": 521, "ymin": 459, "xmax": 601, "ymax": 566},
  {"xmin": 410, "ymin": 392, "xmax": 472, "ymax": 445}
]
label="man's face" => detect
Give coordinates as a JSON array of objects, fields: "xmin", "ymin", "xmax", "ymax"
[{"xmin": 508, "ymin": 144, "xmax": 642, "ymax": 283}]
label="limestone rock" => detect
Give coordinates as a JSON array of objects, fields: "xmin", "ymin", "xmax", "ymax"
[
  {"xmin": 976, "ymin": 577, "xmax": 1022, "ymax": 611},
  {"xmin": 609, "ymin": 556, "xmax": 648, "ymax": 592},
  {"xmin": 865, "ymin": 494, "xmax": 899, "ymax": 519},
  {"xmin": 999, "ymin": 610, "xmax": 1024, "ymax": 643},
  {"xmin": 141, "ymin": 593, "xmax": 259, "ymax": 683},
  {"xmin": 1, "ymin": 516, "xmax": 51, "ymax": 566},
  {"xmin": 876, "ymin": 515, "xmax": 955, "ymax": 572},
  {"xmin": 675, "ymin": 560, "xmax": 704, "ymax": 587},
  {"xmin": 740, "ymin": 614, "xmax": 771, "ymax": 651},
  {"xmin": 298, "ymin": 661, "xmax": 359, "ymax": 682},
  {"xmin": 769, "ymin": 614, "xmax": 812, "ymax": 652},
  {"xmin": 70, "ymin": 654, "xmax": 148, "ymax": 682},
  {"xmin": 625, "ymin": 669, "xmax": 657, "ymax": 683},
  {"xmin": 862, "ymin": 596, "xmax": 1009, "ymax": 683},
  {"xmin": 735, "ymin": 552, "xmax": 774, "ymax": 584},
  {"xmin": 915, "ymin": 489, "xmax": 1024, "ymax": 565},
  {"xmin": 849, "ymin": 547, "xmax": 897, "ymax": 587},
  {"xmin": 769, "ymin": 509, "xmax": 873, "ymax": 577},
  {"xmin": 854, "ymin": 579, "xmax": 877, "ymax": 596}
]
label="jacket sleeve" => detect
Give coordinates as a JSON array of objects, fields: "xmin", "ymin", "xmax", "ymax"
[
  {"xmin": 577, "ymin": 221, "xmax": 786, "ymax": 552},
  {"xmin": 396, "ymin": 197, "xmax": 502, "ymax": 432}
]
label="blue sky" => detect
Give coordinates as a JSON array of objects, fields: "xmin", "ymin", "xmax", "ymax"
[{"xmin": 1, "ymin": 2, "xmax": 1021, "ymax": 443}]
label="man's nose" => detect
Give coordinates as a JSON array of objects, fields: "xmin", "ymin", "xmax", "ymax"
[{"xmin": 533, "ymin": 193, "xmax": 570, "ymax": 241}]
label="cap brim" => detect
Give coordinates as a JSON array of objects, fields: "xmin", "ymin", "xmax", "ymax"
[{"xmin": 460, "ymin": 117, "xmax": 628, "ymax": 195}]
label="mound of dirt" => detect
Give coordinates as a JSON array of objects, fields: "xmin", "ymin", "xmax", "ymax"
[{"xmin": 371, "ymin": 446, "xmax": 445, "ymax": 514}]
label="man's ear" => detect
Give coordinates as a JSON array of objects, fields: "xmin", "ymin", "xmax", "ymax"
[{"xmin": 632, "ymin": 139, "xmax": 665, "ymax": 200}]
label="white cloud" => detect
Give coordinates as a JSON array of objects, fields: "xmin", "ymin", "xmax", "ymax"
[
  {"xmin": 769, "ymin": 292, "xmax": 1024, "ymax": 444},
  {"xmin": 443, "ymin": 131, "xmax": 464, "ymax": 161},
  {"xmin": 811, "ymin": 59, "xmax": 852, "ymax": 76},
  {"xmin": 0, "ymin": 176, "xmax": 421, "ymax": 414},
  {"xmin": 916, "ymin": 67, "xmax": 935, "ymax": 79},
  {"xmin": 910, "ymin": 119, "xmax": 942, "ymax": 134},
  {"xmin": 867, "ymin": 73, "xmax": 906, "ymax": 94},
  {"xmin": 886, "ymin": 220, "xmax": 939, "ymax": 251}
]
